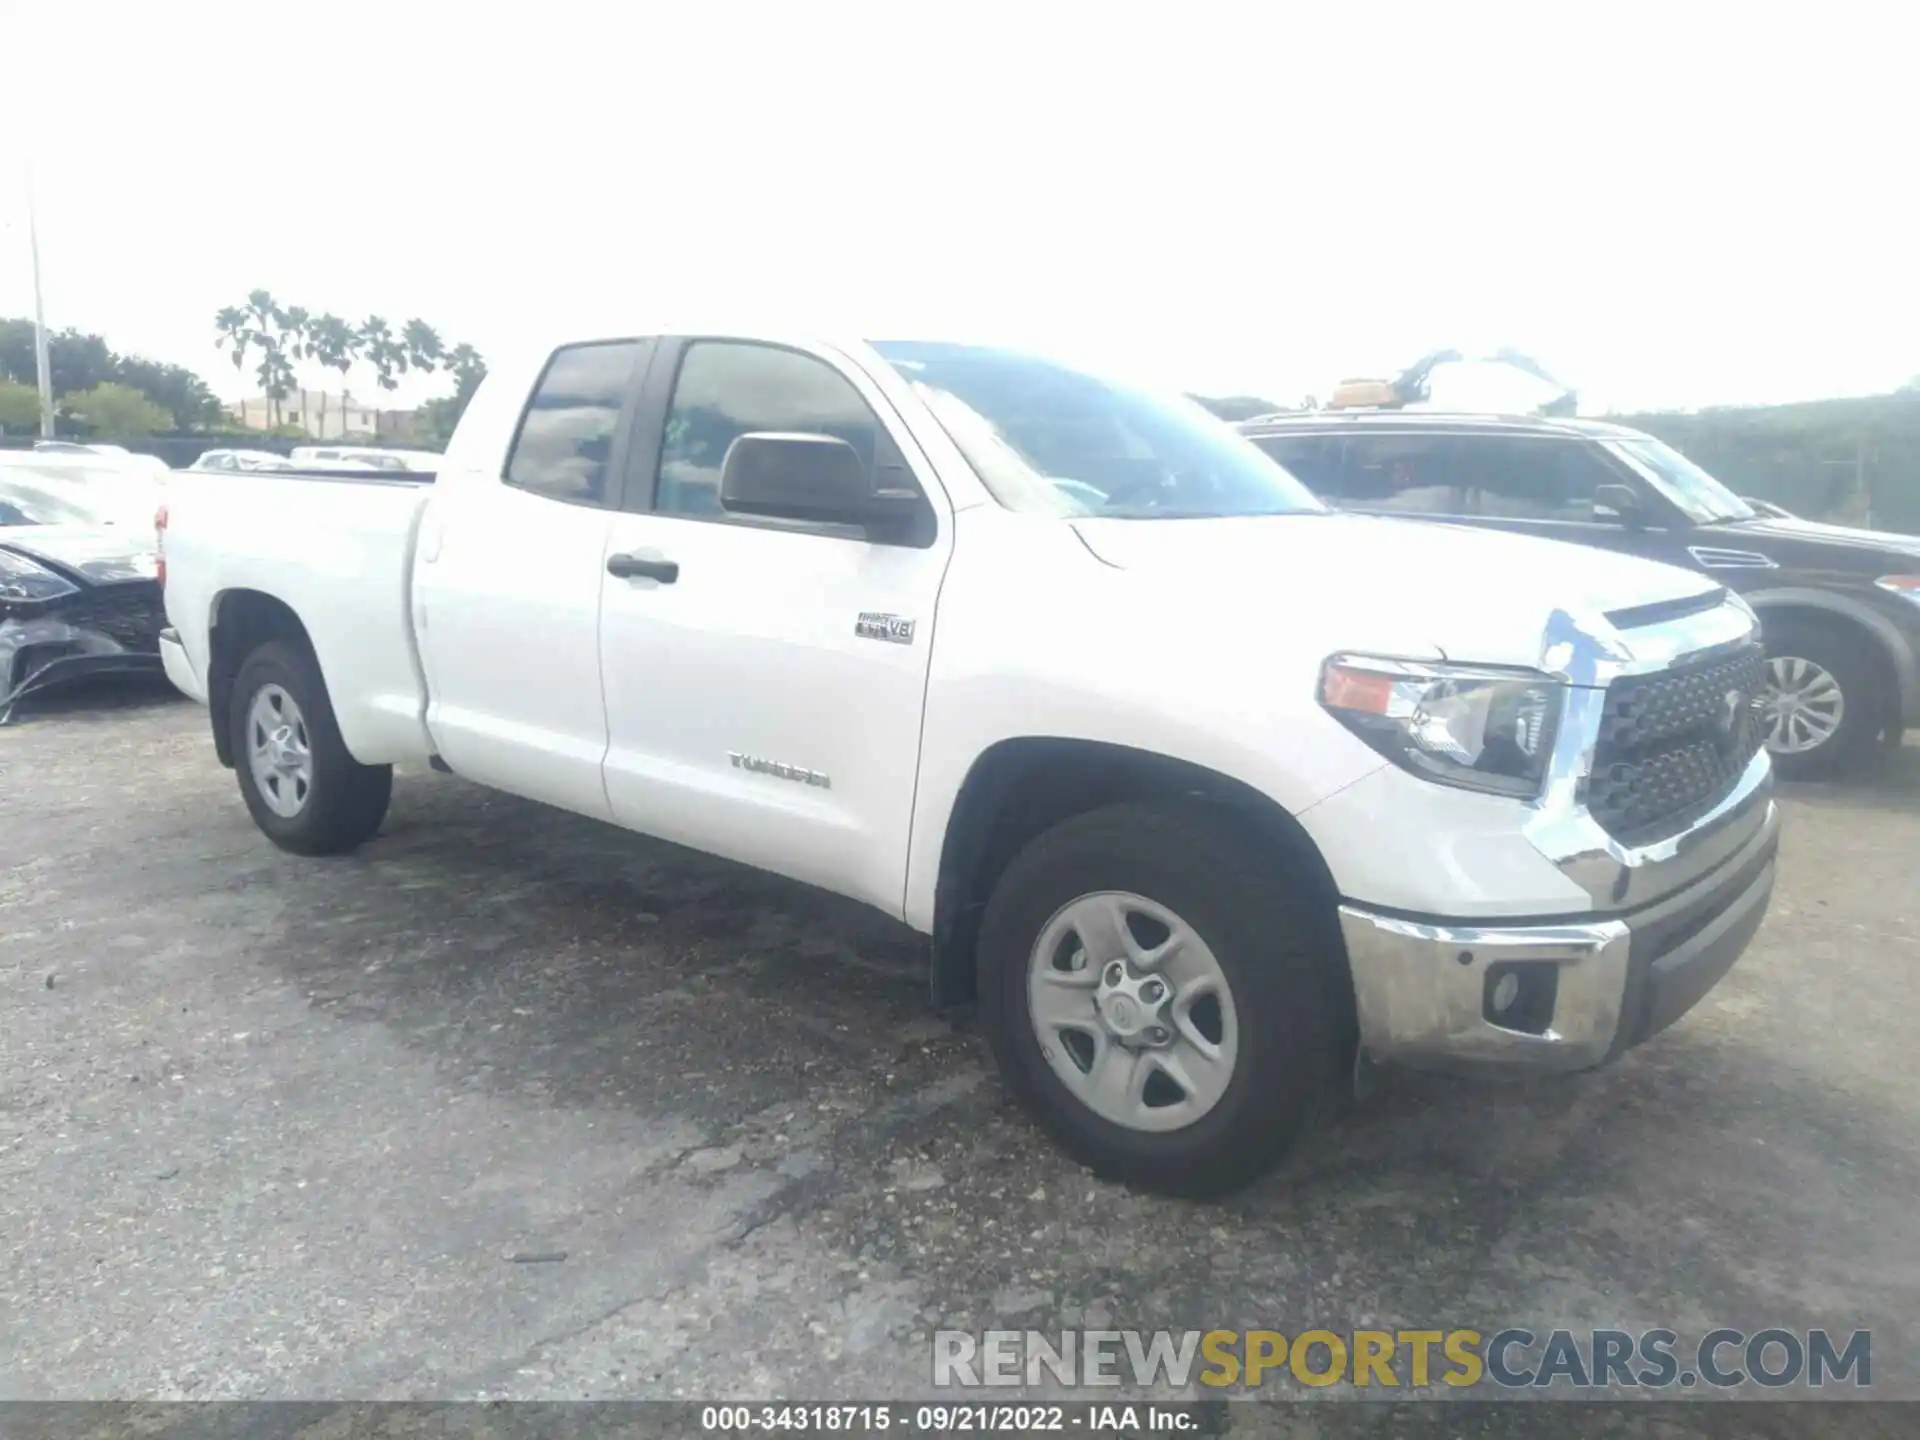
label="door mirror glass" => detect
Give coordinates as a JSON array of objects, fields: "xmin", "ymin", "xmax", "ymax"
[
  {"xmin": 1593, "ymin": 482, "xmax": 1644, "ymax": 525},
  {"xmin": 718, "ymin": 433, "xmax": 926, "ymax": 540},
  {"xmin": 719, "ymin": 432, "xmax": 878, "ymax": 525}
]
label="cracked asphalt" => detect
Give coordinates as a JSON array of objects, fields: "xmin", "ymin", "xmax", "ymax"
[{"xmin": 3, "ymin": 685, "xmax": 1917, "ymax": 1435}]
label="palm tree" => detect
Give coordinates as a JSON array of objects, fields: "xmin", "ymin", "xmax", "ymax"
[
  {"xmin": 302, "ymin": 313, "xmax": 363, "ymax": 436},
  {"xmin": 254, "ymin": 349, "xmax": 298, "ymax": 430},
  {"xmin": 402, "ymin": 319, "xmax": 445, "ymax": 375},
  {"xmin": 444, "ymin": 342, "xmax": 488, "ymax": 403},
  {"xmin": 306, "ymin": 314, "xmax": 360, "ymax": 377},
  {"xmin": 239, "ymin": 289, "xmax": 291, "ymax": 427},
  {"xmin": 358, "ymin": 315, "xmax": 409, "ymax": 392},
  {"xmin": 213, "ymin": 305, "xmax": 254, "ymax": 389},
  {"xmin": 280, "ymin": 306, "xmax": 313, "ymax": 362}
]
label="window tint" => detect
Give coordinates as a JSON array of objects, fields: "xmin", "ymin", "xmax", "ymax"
[
  {"xmin": 1336, "ymin": 435, "xmax": 1469, "ymax": 513},
  {"xmin": 1338, "ymin": 434, "xmax": 1606, "ymax": 521},
  {"xmin": 1248, "ymin": 435, "xmax": 1343, "ymax": 494},
  {"xmin": 505, "ymin": 340, "xmax": 644, "ymax": 505},
  {"xmin": 656, "ymin": 341, "xmax": 902, "ymax": 521}
]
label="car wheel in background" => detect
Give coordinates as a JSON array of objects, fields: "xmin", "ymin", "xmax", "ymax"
[
  {"xmin": 229, "ymin": 639, "xmax": 392, "ymax": 854},
  {"xmin": 1758, "ymin": 617, "xmax": 1886, "ymax": 780}
]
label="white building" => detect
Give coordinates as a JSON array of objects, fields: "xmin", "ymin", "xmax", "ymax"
[{"xmin": 227, "ymin": 388, "xmax": 383, "ymax": 438}]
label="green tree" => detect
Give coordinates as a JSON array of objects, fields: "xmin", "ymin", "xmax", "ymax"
[
  {"xmin": 1, "ymin": 318, "xmax": 116, "ymax": 396},
  {"xmin": 247, "ymin": 290, "xmax": 298, "ymax": 426},
  {"xmin": 358, "ymin": 315, "xmax": 409, "ymax": 391},
  {"xmin": 444, "ymin": 341, "xmax": 488, "ymax": 403},
  {"xmin": 60, "ymin": 382, "xmax": 171, "ymax": 436},
  {"xmin": 214, "ymin": 304, "xmax": 257, "ymax": 396},
  {"xmin": 305, "ymin": 313, "xmax": 361, "ymax": 378},
  {"xmin": 0, "ymin": 377, "xmax": 44, "ymax": 432},
  {"xmin": 402, "ymin": 318, "xmax": 445, "ymax": 374},
  {"xmin": 110, "ymin": 356, "xmax": 222, "ymax": 430}
]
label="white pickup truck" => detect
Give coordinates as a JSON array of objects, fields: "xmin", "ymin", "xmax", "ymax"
[{"xmin": 155, "ymin": 324, "xmax": 1781, "ymax": 1195}]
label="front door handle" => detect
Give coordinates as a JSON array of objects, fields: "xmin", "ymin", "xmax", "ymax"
[{"xmin": 606, "ymin": 552, "xmax": 679, "ymax": 584}]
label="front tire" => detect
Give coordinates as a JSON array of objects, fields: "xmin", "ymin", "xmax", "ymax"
[
  {"xmin": 230, "ymin": 640, "xmax": 392, "ymax": 855},
  {"xmin": 977, "ymin": 802, "xmax": 1344, "ymax": 1198},
  {"xmin": 1759, "ymin": 617, "xmax": 1886, "ymax": 781}
]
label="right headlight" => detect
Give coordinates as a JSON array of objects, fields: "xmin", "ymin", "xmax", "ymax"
[
  {"xmin": 0, "ymin": 550, "xmax": 81, "ymax": 604},
  {"xmin": 1319, "ymin": 654, "xmax": 1566, "ymax": 799}
]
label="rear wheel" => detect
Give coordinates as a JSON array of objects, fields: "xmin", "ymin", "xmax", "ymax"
[
  {"xmin": 230, "ymin": 640, "xmax": 392, "ymax": 854},
  {"xmin": 977, "ymin": 802, "xmax": 1343, "ymax": 1198},
  {"xmin": 1759, "ymin": 617, "xmax": 1886, "ymax": 780}
]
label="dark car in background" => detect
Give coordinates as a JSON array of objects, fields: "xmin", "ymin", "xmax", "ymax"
[
  {"xmin": 0, "ymin": 462, "xmax": 168, "ymax": 723},
  {"xmin": 1240, "ymin": 412, "xmax": 1920, "ymax": 778}
]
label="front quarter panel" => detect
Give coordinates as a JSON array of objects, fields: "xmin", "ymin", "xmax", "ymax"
[{"xmin": 901, "ymin": 508, "xmax": 1397, "ymax": 930}]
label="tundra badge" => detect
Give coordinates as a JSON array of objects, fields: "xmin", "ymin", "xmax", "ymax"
[
  {"xmin": 856, "ymin": 612, "xmax": 916, "ymax": 645},
  {"xmin": 728, "ymin": 752, "xmax": 832, "ymax": 789}
]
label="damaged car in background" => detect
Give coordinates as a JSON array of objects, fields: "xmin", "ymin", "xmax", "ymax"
[{"xmin": 0, "ymin": 461, "xmax": 167, "ymax": 723}]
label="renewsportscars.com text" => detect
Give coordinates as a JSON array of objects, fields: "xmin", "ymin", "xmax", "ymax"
[{"xmin": 932, "ymin": 1327, "xmax": 1872, "ymax": 1392}]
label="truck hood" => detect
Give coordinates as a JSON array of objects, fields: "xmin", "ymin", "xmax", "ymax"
[
  {"xmin": 0, "ymin": 524, "xmax": 159, "ymax": 586},
  {"xmin": 1071, "ymin": 513, "xmax": 1726, "ymax": 670}
]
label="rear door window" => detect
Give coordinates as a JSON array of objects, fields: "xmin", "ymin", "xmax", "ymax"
[
  {"xmin": 1337, "ymin": 434, "xmax": 1471, "ymax": 514},
  {"xmin": 504, "ymin": 340, "xmax": 650, "ymax": 506},
  {"xmin": 1337, "ymin": 433, "xmax": 1605, "ymax": 521}
]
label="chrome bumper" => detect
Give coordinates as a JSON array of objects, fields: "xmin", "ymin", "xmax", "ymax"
[{"xmin": 1340, "ymin": 787, "xmax": 1781, "ymax": 1073}]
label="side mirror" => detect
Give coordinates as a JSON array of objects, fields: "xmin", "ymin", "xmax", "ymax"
[
  {"xmin": 719, "ymin": 432, "xmax": 922, "ymax": 537},
  {"xmin": 1592, "ymin": 483, "xmax": 1645, "ymax": 527}
]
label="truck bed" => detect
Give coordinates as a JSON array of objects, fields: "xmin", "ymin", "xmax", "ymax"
[{"xmin": 158, "ymin": 469, "xmax": 439, "ymax": 765}]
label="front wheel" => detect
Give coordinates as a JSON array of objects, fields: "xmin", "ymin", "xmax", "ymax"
[
  {"xmin": 229, "ymin": 640, "xmax": 392, "ymax": 855},
  {"xmin": 1758, "ymin": 617, "xmax": 1886, "ymax": 780},
  {"xmin": 977, "ymin": 802, "xmax": 1343, "ymax": 1198}
]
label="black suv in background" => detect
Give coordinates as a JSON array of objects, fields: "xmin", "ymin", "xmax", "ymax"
[{"xmin": 1241, "ymin": 412, "xmax": 1920, "ymax": 778}]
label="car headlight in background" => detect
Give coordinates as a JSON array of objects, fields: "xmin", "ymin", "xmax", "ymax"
[
  {"xmin": 1320, "ymin": 655, "xmax": 1565, "ymax": 798},
  {"xmin": 1875, "ymin": 576, "xmax": 1920, "ymax": 610},
  {"xmin": 0, "ymin": 551, "xmax": 82, "ymax": 604}
]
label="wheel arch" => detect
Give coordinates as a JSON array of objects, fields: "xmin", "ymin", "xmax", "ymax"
[
  {"xmin": 1747, "ymin": 587, "xmax": 1918, "ymax": 732},
  {"xmin": 206, "ymin": 589, "xmax": 316, "ymax": 767},
  {"xmin": 928, "ymin": 737, "xmax": 1348, "ymax": 1014}
]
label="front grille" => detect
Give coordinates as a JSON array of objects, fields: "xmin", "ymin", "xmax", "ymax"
[
  {"xmin": 1586, "ymin": 642, "xmax": 1765, "ymax": 845},
  {"xmin": 55, "ymin": 583, "xmax": 165, "ymax": 653}
]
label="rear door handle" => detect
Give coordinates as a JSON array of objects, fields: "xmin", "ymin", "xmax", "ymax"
[{"xmin": 607, "ymin": 553, "xmax": 679, "ymax": 584}]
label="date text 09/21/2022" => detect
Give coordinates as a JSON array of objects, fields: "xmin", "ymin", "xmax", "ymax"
[{"xmin": 701, "ymin": 1404, "xmax": 1197, "ymax": 1432}]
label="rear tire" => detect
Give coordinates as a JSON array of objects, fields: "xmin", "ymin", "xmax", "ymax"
[
  {"xmin": 229, "ymin": 640, "xmax": 392, "ymax": 855},
  {"xmin": 1759, "ymin": 617, "xmax": 1886, "ymax": 781},
  {"xmin": 977, "ymin": 801, "xmax": 1344, "ymax": 1199}
]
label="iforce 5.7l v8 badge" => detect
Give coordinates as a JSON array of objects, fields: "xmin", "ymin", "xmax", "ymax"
[{"xmin": 855, "ymin": 612, "xmax": 916, "ymax": 645}]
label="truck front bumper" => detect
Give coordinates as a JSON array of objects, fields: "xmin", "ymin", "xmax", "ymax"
[{"xmin": 1338, "ymin": 785, "xmax": 1780, "ymax": 1073}]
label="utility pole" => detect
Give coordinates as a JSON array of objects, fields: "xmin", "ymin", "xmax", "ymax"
[{"xmin": 24, "ymin": 166, "xmax": 55, "ymax": 438}]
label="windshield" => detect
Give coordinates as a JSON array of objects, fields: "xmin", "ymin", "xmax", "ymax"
[
  {"xmin": 1604, "ymin": 437, "xmax": 1755, "ymax": 525},
  {"xmin": 869, "ymin": 341, "xmax": 1325, "ymax": 519}
]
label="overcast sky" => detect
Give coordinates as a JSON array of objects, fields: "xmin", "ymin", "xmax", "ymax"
[{"xmin": 3, "ymin": 1, "xmax": 1913, "ymax": 414}]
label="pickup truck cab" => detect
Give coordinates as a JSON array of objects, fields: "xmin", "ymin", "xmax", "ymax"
[{"xmin": 155, "ymin": 325, "xmax": 1782, "ymax": 1195}]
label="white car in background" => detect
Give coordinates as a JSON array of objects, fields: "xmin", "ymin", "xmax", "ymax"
[
  {"xmin": 30, "ymin": 440, "xmax": 171, "ymax": 481},
  {"xmin": 290, "ymin": 445, "xmax": 439, "ymax": 473},
  {"xmin": 185, "ymin": 449, "xmax": 297, "ymax": 474}
]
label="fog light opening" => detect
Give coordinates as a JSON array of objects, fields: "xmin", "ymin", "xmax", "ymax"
[{"xmin": 1482, "ymin": 960, "xmax": 1559, "ymax": 1036}]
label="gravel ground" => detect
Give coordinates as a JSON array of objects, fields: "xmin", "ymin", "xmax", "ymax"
[{"xmin": 2, "ymin": 685, "xmax": 1917, "ymax": 1434}]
